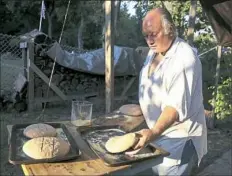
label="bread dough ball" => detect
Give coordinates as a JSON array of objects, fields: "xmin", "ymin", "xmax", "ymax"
[
  {"xmin": 119, "ymin": 104, "xmax": 142, "ymax": 116},
  {"xmin": 105, "ymin": 133, "xmax": 137, "ymax": 153},
  {"xmin": 23, "ymin": 123, "xmax": 57, "ymax": 138},
  {"xmin": 23, "ymin": 137, "xmax": 70, "ymax": 159}
]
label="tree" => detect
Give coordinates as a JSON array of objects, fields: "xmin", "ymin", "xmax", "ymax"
[
  {"xmin": 114, "ymin": 3, "xmax": 144, "ymax": 48},
  {"xmin": 114, "ymin": 1, "xmax": 121, "ymax": 38},
  {"xmin": 0, "ymin": 1, "xmax": 19, "ymax": 34},
  {"xmin": 2, "ymin": 0, "xmax": 41, "ymax": 35},
  {"xmin": 187, "ymin": 0, "xmax": 197, "ymax": 45},
  {"xmin": 55, "ymin": 0, "xmax": 103, "ymax": 49},
  {"xmin": 44, "ymin": 0, "xmax": 55, "ymax": 38}
]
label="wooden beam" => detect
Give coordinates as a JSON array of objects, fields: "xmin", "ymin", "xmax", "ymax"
[
  {"xmin": 35, "ymin": 92, "xmax": 97, "ymax": 103},
  {"xmin": 120, "ymin": 77, "xmax": 136, "ymax": 99},
  {"xmin": 105, "ymin": 1, "xmax": 115, "ymax": 113},
  {"xmin": 23, "ymin": 49, "xmax": 27, "ymax": 78},
  {"xmin": 211, "ymin": 45, "xmax": 222, "ymax": 128},
  {"xmin": 27, "ymin": 42, "xmax": 35, "ymax": 111},
  {"xmin": 187, "ymin": 0, "xmax": 197, "ymax": 45},
  {"xmin": 20, "ymin": 42, "xmax": 27, "ymax": 78},
  {"xmin": 30, "ymin": 61, "xmax": 67, "ymax": 100}
]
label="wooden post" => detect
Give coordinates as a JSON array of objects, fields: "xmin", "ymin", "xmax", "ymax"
[
  {"xmin": 27, "ymin": 41, "xmax": 35, "ymax": 111},
  {"xmin": 30, "ymin": 61, "xmax": 66, "ymax": 100},
  {"xmin": 212, "ymin": 45, "xmax": 222, "ymax": 127},
  {"xmin": 20, "ymin": 42, "xmax": 27, "ymax": 78},
  {"xmin": 105, "ymin": 1, "xmax": 115, "ymax": 113},
  {"xmin": 114, "ymin": 0, "xmax": 121, "ymax": 38},
  {"xmin": 120, "ymin": 77, "xmax": 136, "ymax": 99},
  {"xmin": 23, "ymin": 49, "xmax": 27, "ymax": 78},
  {"xmin": 187, "ymin": 0, "xmax": 197, "ymax": 46}
]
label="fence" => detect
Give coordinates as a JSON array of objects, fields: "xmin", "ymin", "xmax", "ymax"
[
  {"xmin": 0, "ymin": 33, "xmax": 88, "ymax": 94},
  {"xmin": 0, "ymin": 32, "xmax": 139, "ymax": 112},
  {"xmin": 0, "ymin": 33, "xmax": 24, "ymax": 94}
]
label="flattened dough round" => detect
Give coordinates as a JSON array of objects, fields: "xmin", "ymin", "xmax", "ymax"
[
  {"xmin": 105, "ymin": 133, "xmax": 137, "ymax": 153},
  {"xmin": 23, "ymin": 137, "xmax": 70, "ymax": 159},
  {"xmin": 119, "ymin": 104, "xmax": 142, "ymax": 116},
  {"xmin": 23, "ymin": 123, "xmax": 57, "ymax": 138}
]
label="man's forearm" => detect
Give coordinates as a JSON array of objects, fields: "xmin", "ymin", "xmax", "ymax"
[{"xmin": 151, "ymin": 106, "xmax": 179, "ymax": 139}]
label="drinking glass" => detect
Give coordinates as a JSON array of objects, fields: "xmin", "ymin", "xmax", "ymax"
[{"xmin": 71, "ymin": 100, "xmax": 93, "ymax": 127}]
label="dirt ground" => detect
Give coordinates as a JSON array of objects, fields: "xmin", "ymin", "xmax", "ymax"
[{"xmin": 0, "ymin": 100, "xmax": 231, "ymax": 176}]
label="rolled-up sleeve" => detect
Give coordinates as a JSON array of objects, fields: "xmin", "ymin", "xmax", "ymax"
[{"xmin": 161, "ymin": 52, "xmax": 199, "ymax": 122}]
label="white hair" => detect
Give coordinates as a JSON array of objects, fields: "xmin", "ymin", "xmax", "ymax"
[{"xmin": 160, "ymin": 9, "xmax": 177, "ymax": 37}]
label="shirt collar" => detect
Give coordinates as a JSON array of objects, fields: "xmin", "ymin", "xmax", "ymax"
[
  {"xmin": 164, "ymin": 37, "xmax": 181, "ymax": 58},
  {"xmin": 145, "ymin": 37, "xmax": 181, "ymax": 65}
]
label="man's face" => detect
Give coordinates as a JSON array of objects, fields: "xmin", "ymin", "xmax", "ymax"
[{"xmin": 142, "ymin": 19, "xmax": 172, "ymax": 53}]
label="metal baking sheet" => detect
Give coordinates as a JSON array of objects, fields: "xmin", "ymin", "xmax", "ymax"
[
  {"xmin": 80, "ymin": 125, "xmax": 169, "ymax": 166},
  {"xmin": 9, "ymin": 123, "xmax": 81, "ymax": 165}
]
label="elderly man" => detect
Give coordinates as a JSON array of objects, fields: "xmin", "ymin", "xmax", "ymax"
[{"xmin": 134, "ymin": 8, "xmax": 207, "ymax": 175}]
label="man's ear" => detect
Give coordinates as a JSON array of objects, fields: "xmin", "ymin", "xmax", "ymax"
[
  {"xmin": 168, "ymin": 25, "xmax": 175, "ymax": 37},
  {"xmin": 163, "ymin": 22, "xmax": 172, "ymax": 36}
]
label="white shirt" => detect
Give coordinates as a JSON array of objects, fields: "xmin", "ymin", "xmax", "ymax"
[{"xmin": 139, "ymin": 37, "xmax": 207, "ymax": 166}]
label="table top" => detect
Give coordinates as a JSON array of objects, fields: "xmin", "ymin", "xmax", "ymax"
[{"xmin": 7, "ymin": 112, "xmax": 166, "ymax": 176}]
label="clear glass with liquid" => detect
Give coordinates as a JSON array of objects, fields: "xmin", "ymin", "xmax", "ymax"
[{"xmin": 71, "ymin": 100, "xmax": 93, "ymax": 127}]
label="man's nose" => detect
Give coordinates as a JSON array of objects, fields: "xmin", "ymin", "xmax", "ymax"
[
  {"xmin": 147, "ymin": 36, "xmax": 155, "ymax": 44},
  {"xmin": 147, "ymin": 35, "xmax": 155, "ymax": 43}
]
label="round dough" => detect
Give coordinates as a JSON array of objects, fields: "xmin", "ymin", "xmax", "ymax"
[
  {"xmin": 23, "ymin": 137, "xmax": 70, "ymax": 159},
  {"xmin": 23, "ymin": 123, "xmax": 57, "ymax": 138},
  {"xmin": 119, "ymin": 104, "xmax": 142, "ymax": 116},
  {"xmin": 105, "ymin": 133, "xmax": 138, "ymax": 153}
]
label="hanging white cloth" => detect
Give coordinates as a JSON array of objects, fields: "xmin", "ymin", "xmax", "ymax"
[{"xmin": 39, "ymin": 0, "xmax": 46, "ymax": 32}]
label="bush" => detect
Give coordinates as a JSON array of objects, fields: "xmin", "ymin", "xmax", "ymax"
[{"xmin": 209, "ymin": 77, "xmax": 232, "ymax": 120}]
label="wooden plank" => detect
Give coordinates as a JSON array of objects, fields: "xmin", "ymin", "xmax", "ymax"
[
  {"xmin": 211, "ymin": 45, "xmax": 222, "ymax": 128},
  {"xmin": 27, "ymin": 42, "xmax": 35, "ymax": 111},
  {"xmin": 187, "ymin": 0, "xmax": 197, "ymax": 45},
  {"xmin": 30, "ymin": 61, "xmax": 67, "ymax": 100},
  {"xmin": 21, "ymin": 158, "xmax": 128, "ymax": 176},
  {"xmin": 21, "ymin": 154, "xmax": 163, "ymax": 176},
  {"xmin": 8, "ymin": 114, "xmax": 167, "ymax": 175},
  {"xmin": 19, "ymin": 126, "xmax": 164, "ymax": 175},
  {"xmin": 16, "ymin": 115, "xmax": 162, "ymax": 175},
  {"xmin": 105, "ymin": 1, "xmax": 115, "ymax": 113},
  {"xmin": 120, "ymin": 77, "xmax": 136, "ymax": 98},
  {"xmin": 20, "ymin": 122, "xmax": 126, "ymax": 176},
  {"xmin": 22, "ymin": 48, "xmax": 27, "ymax": 78},
  {"xmin": 35, "ymin": 92, "xmax": 97, "ymax": 103}
]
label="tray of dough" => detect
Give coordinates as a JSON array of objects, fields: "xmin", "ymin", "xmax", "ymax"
[
  {"xmin": 80, "ymin": 125, "xmax": 169, "ymax": 166},
  {"xmin": 8, "ymin": 123, "xmax": 81, "ymax": 165}
]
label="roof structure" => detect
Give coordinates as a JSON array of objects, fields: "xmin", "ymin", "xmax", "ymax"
[{"xmin": 199, "ymin": 0, "xmax": 232, "ymax": 46}]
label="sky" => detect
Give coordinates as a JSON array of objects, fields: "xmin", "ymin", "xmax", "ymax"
[{"xmin": 123, "ymin": 1, "xmax": 136, "ymax": 16}]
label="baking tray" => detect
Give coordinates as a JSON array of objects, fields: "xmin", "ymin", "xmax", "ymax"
[
  {"xmin": 80, "ymin": 125, "xmax": 169, "ymax": 166},
  {"xmin": 9, "ymin": 123, "xmax": 81, "ymax": 165}
]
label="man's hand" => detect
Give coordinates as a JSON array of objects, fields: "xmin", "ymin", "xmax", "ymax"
[
  {"xmin": 133, "ymin": 129, "xmax": 157, "ymax": 150},
  {"xmin": 126, "ymin": 106, "xmax": 178, "ymax": 156},
  {"xmin": 125, "ymin": 129, "xmax": 156, "ymax": 156},
  {"xmin": 131, "ymin": 106, "xmax": 179, "ymax": 151}
]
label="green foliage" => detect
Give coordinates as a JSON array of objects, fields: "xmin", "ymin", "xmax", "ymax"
[
  {"xmin": 1, "ymin": 0, "xmax": 41, "ymax": 34},
  {"xmin": 0, "ymin": 0, "xmax": 215, "ymax": 49},
  {"xmin": 56, "ymin": 1, "xmax": 104, "ymax": 49},
  {"xmin": 209, "ymin": 77, "xmax": 232, "ymax": 120},
  {"xmin": 115, "ymin": 3, "xmax": 146, "ymax": 48},
  {"xmin": 208, "ymin": 49, "xmax": 232, "ymax": 120}
]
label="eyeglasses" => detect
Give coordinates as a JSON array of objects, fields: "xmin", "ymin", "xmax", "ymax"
[
  {"xmin": 143, "ymin": 27, "xmax": 162, "ymax": 40},
  {"xmin": 143, "ymin": 32, "xmax": 159, "ymax": 39}
]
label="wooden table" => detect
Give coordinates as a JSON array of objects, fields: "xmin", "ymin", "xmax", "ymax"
[{"xmin": 7, "ymin": 112, "xmax": 167, "ymax": 175}]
